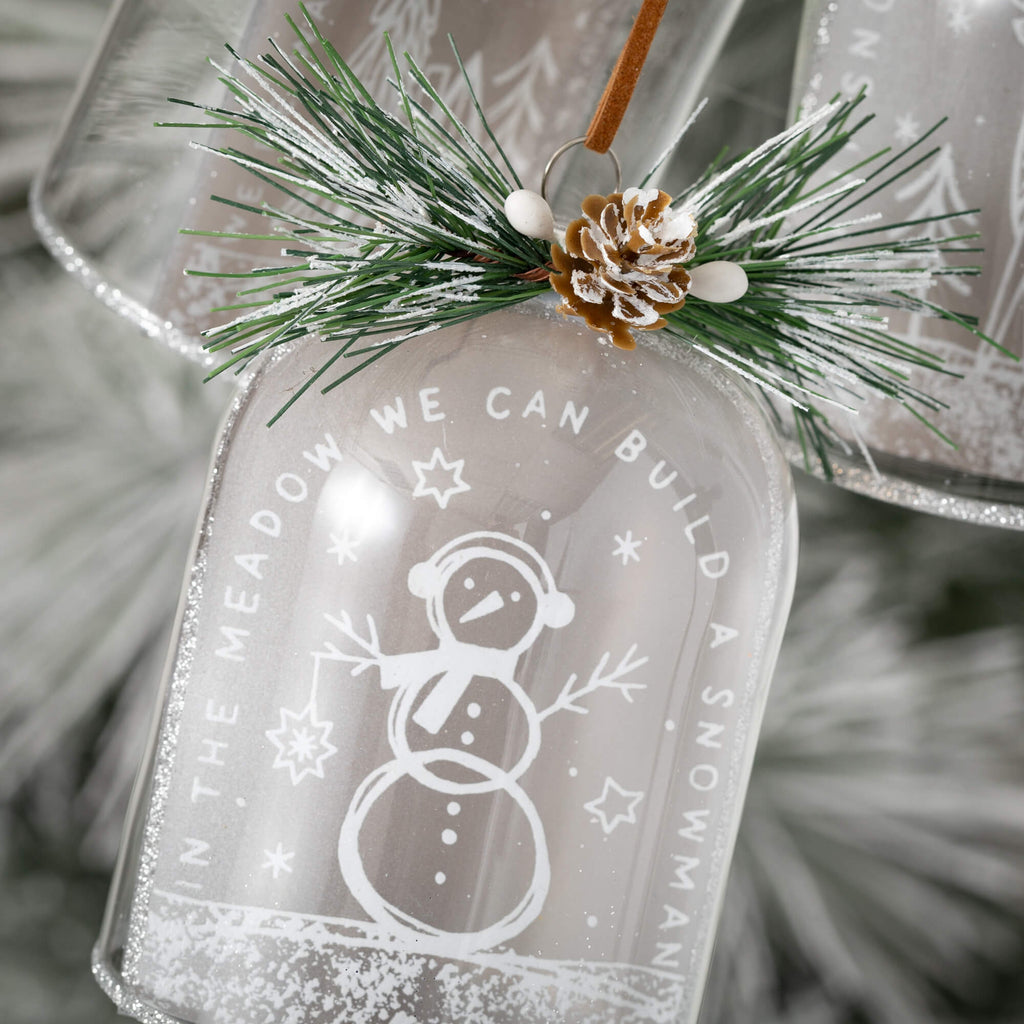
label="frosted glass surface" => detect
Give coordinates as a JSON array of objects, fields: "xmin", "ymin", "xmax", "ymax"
[{"xmin": 95, "ymin": 302, "xmax": 796, "ymax": 1024}]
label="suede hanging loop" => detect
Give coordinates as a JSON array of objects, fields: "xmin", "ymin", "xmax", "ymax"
[{"xmin": 584, "ymin": 0, "xmax": 670, "ymax": 154}]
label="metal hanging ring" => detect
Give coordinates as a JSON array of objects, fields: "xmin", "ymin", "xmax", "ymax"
[{"xmin": 540, "ymin": 137, "xmax": 622, "ymax": 203}]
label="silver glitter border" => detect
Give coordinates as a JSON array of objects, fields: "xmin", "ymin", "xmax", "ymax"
[
  {"xmin": 116, "ymin": 357, "xmax": 264, "ymax": 988},
  {"xmin": 793, "ymin": 442, "xmax": 1024, "ymax": 531},
  {"xmin": 29, "ymin": 193, "xmax": 212, "ymax": 367}
]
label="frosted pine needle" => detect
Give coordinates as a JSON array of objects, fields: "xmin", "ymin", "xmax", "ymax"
[{"xmin": 162, "ymin": 8, "xmax": 550, "ymax": 421}]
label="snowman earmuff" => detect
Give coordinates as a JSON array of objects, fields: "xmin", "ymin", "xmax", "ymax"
[{"xmin": 407, "ymin": 531, "xmax": 575, "ymax": 630}]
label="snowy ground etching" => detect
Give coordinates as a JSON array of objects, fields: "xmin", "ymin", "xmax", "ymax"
[{"xmin": 138, "ymin": 891, "xmax": 686, "ymax": 1024}]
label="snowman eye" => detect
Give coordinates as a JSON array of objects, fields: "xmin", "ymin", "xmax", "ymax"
[
  {"xmin": 464, "ymin": 577, "xmax": 475, "ymax": 590},
  {"xmin": 511, "ymin": 591, "xmax": 521, "ymax": 602}
]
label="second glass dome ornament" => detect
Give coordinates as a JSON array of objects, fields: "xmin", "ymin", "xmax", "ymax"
[{"xmin": 788, "ymin": 0, "xmax": 1024, "ymax": 528}]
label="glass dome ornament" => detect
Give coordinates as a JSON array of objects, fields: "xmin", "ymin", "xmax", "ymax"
[
  {"xmin": 789, "ymin": 0, "xmax": 1024, "ymax": 529},
  {"xmin": 94, "ymin": 299, "xmax": 798, "ymax": 1024}
]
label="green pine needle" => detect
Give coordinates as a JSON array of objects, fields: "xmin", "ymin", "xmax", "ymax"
[
  {"xmin": 662, "ymin": 95, "xmax": 1001, "ymax": 465},
  {"xmin": 167, "ymin": 5, "xmax": 1003, "ymax": 469},
  {"xmin": 162, "ymin": 5, "xmax": 549, "ymax": 414}
]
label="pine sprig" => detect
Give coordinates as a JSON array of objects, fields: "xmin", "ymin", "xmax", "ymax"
[
  {"xmin": 162, "ymin": 6, "xmax": 549, "ymax": 418},
  {"xmin": 169, "ymin": 7, "xmax": 1002, "ymax": 465},
  {"xmin": 666, "ymin": 97, "xmax": 998, "ymax": 466}
]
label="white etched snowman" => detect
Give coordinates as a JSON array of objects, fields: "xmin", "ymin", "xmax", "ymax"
[{"xmin": 336, "ymin": 531, "xmax": 575, "ymax": 953}]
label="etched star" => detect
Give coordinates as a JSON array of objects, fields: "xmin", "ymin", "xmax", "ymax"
[
  {"xmin": 267, "ymin": 703, "xmax": 337, "ymax": 784},
  {"xmin": 584, "ymin": 777, "xmax": 645, "ymax": 835},
  {"xmin": 328, "ymin": 527, "xmax": 362, "ymax": 565},
  {"xmin": 894, "ymin": 112, "xmax": 920, "ymax": 146},
  {"xmin": 411, "ymin": 448, "xmax": 471, "ymax": 509},
  {"xmin": 612, "ymin": 531, "xmax": 642, "ymax": 565},
  {"xmin": 262, "ymin": 842, "xmax": 295, "ymax": 879}
]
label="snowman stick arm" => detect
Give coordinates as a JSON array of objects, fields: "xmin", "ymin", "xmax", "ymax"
[
  {"xmin": 537, "ymin": 674, "xmax": 583, "ymax": 721},
  {"xmin": 321, "ymin": 611, "xmax": 384, "ymax": 673},
  {"xmin": 320, "ymin": 641, "xmax": 377, "ymax": 675},
  {"xmin": 539, "ymin": 646, "xmax": 649, "ymax": 720}
]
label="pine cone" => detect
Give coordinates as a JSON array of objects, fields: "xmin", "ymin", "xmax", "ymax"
[{"xmin": 549, "ymin": 187, "xmax": 697, "ymax": 349}]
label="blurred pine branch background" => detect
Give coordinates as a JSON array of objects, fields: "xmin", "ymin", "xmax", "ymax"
[{"xmin": 1, "ymin": 1, "xmax": 1022, "ymax": 1021}]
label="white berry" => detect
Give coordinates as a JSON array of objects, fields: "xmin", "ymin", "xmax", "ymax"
[
  {"xmin": 504, "ymin": 189, "xmax": 555, "ymax": 241},
  {"xmin": 687, "ymin": 261, "xmax": 749, "ymax": 304}
]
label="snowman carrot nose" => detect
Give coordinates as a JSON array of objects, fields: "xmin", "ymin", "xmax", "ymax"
[{"xmin": 459, "ymin": 590, "xmax": 505, "ymax": 624}]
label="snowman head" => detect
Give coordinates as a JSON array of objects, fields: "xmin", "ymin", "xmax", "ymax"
[{"xmin": 407, "ymin": 531, "xmax": 574, "ymax": 652}]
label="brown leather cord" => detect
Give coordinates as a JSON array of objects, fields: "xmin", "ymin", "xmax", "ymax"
[{"xmin": 584, "ymin": 0, "xmax": 670, "ymax": 154}]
